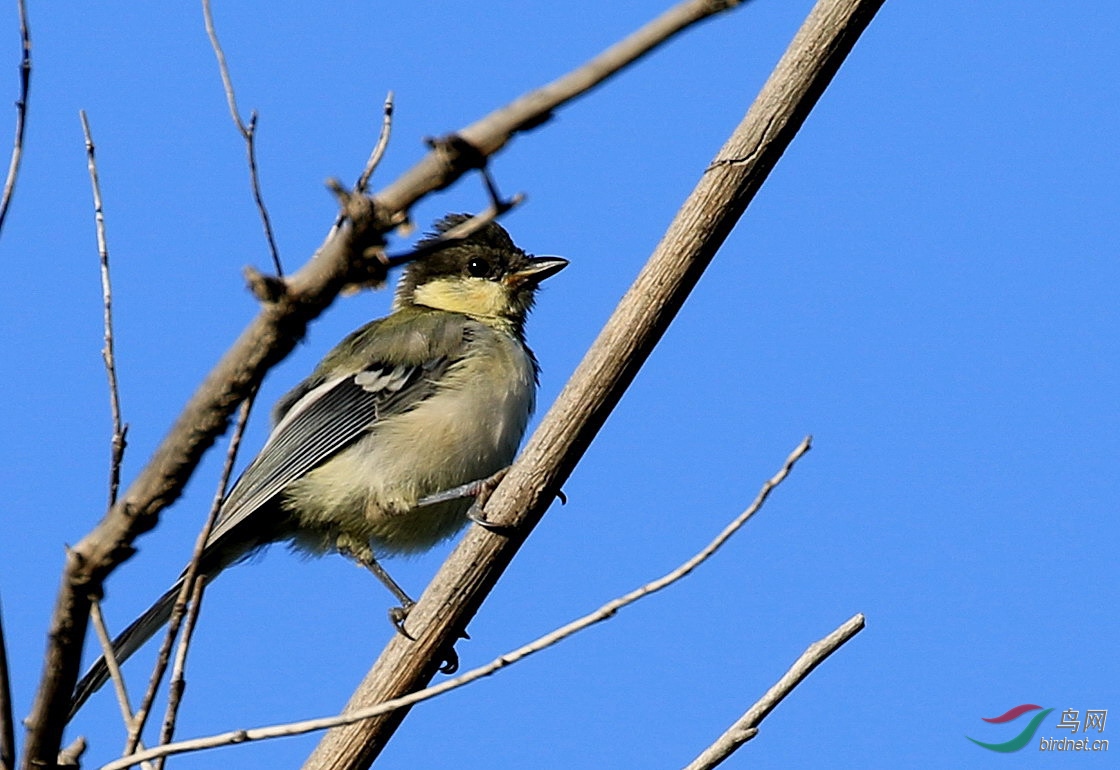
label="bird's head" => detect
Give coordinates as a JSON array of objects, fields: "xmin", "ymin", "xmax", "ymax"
[{"xmin": 394, "ymin": 214, "xmax": 567, "ymax": 330}]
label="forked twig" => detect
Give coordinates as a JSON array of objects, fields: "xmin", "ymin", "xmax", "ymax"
[
  {"xmin": 97, "ymin": 438, "xmax": 811, "ymax": 770},
  {"xmin": 326, "ymin": 93, "xmax": 397, "ymax": 243},
  {"xmin": 202, "ymin": 0, "xmax": 282, "ymax": 275}
]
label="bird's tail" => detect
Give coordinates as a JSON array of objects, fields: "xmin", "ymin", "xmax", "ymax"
[
  {"xmin": 69, "ymin": 578, "xmax": 186, "ymax": 720},
  {"xmin": 69, "ymin": 501, "xmax": 287, "ymax": 720}
]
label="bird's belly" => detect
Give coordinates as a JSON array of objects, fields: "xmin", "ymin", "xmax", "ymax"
[{"xmin": 283, "ymin": 342, "xmax": 536, "ymax": 556}]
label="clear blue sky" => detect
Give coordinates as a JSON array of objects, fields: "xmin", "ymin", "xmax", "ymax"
[{"xmin": 1, "ymin": 1, "xmax": 1116, "ymax": 768}]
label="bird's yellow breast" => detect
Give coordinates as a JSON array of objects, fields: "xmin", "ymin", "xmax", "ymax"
[{"xmin": 282, "ymin": 321, "xmax": 537, "ymax": 556}]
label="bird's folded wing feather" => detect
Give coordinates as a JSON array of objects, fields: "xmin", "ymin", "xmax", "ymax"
[{"xmin": 206, "ymin": 355, "xmax": 451, "ymax": 550}]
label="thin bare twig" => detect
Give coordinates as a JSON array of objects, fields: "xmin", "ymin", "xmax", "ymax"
[
  {"xmin": 356, "ymin": 92, "xmax": 394, "ymax": 195},
  {"xmin": 155, "ymin": 577, "xmax": 206, "ymax": 770},
  {"xmin": 0, "ymin": 600, "xmax": 14, "ymax": 770},
  {"xmin": 89, "ymin": 601, "xmax": 135, "ymax": 727},
  {"xmin": 56, "ymin": 737, "xmax": 85, "ymax": 769},
  {"xmin": 683, "ymin": 613, "xmax": 866, "ymax": 770},
  {"xmin": 124, "ymin": 395, "xmax": 256, "ymax": 755},
  {"xmin": 202, "ymin": 0, "xmax": 282, "ymax": 276},
  {"xmin": 81, "ymin": 111, "xmax": 129, "ymax": 508},
  {"xmin": 326, "ymin": 92, "xmax": 397, "ymax": 243},
  {"xmin": 0, "ymin": 0, "xmax": 30, "ymax": 235},
  {"xmin": 97, "ymin": 438, "xmax": 811, "ymax": 770},
  {"xmin": 81, "ymin": 111, "xmax": 151, "ymax": 769},
  {"xmin": 153, "ymin": 392, "xmax": 254, "ymax": 756},
  {"xmin": 90, "ymin": 604, "xmax": 156, "ymax": 770}
]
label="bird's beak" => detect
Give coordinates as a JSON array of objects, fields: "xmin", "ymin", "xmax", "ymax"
[{"xmin": 505, "ymin": 256, "xmax": 569, "ymax": 287}]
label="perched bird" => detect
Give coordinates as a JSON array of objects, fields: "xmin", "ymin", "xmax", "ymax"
[{"xmin": 70, "ymin": 214, "xmax": 567, "ymax": 716}]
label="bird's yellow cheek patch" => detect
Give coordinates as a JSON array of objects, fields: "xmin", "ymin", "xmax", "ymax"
[{"xmin": 413, "ymin": 277, "xmax": 510, "ymax": 318}]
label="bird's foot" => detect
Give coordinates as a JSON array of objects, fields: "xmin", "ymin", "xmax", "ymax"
[
  {"xmin": 465, "ymin": 468, "xmax": 514, "ymax": 532},
  {"xmin": 343, "ymin": 542, "xmax": 417, "ymax": 637},
  {"xmin": 389, "ymin": 599, "xmax": 416, "ymax": 639}
]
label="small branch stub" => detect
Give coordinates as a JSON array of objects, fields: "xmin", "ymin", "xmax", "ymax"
[
  {"xmin": 243, "ymin": 266, "xmax": 288, "ymax": 303},
  {"xmin": 326, "ymin": 182, "xmax": 392, "ymax": 292}
]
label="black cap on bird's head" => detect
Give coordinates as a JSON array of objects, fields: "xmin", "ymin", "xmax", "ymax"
[{"xmin": 394, "ymin": 214, "xmax": 568, "ymax": 326}]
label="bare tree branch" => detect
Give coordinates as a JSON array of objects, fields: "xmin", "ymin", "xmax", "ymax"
[
  {"xmin": 21, "ymin": 2, "xmax": 754, "ymax": 764},
  {"xmin": 95, "ymin": 438, "xmax": 811, "ymax": 770},
  {"xmin": 326, "ymin": 93, "xmax": 396, "ymax": 245},
  {"xmin": 153, "ymin": 577, "xmax": 205, "ymax": 770},
  {"xmin": 683, "ymin": 613, "xmax": 866, "ymax": 770},
  {"xmin": 81, "ymin": 110, "xmax": 129, "ymax": 510},
  {"xmin": 355, "ymin": 92, "xmax": 394, "ymax": 195},
  {"xmin": 305, "ymin": 1, "xmax": 885, "ymax": 766},
  {"xmin": 125, "ymin": 395, "xmax": 256, "ymax": 756},
  {"xmin": 89, "ymin": 602, "xmax": 134, "ymax": 729},
  {"xmin": 0, "ymin": 600, "xmax": 14, "ymax": 770},
  {"xmin": 0, "ymin": 0, "xmax": 29, "ymax": 235},
  {"xmin": 202, "ymin": 0, "xmax": 283, "ymax": 276},
  {"xmin": 89, "ymin": 604, "xmax": 156, "ymax": 770},
  {"xmin": 56, "ymin": 737, "xmax": 85, "ymax": 769},
  {"xmin": 373, "ymin": 0, "xmax": 750, "ymax": 215}
]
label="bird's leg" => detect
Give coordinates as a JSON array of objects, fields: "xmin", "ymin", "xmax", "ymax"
[
  {"xmin": 414, "ymin": 467, "xmax": 508, "ymax": 508},
  {"xmin": 341, "ymin": 547, "xmax": 461, "ymax": 673},
  {"xmin": 414, "ymin": 467, "xmax": 514, "ymax": 532},
  {"xmin": 416, "ymin": 467, "xmax": 569, "ymax": 532},
  {"xmin": 343, "ymin": 545, "xmax": 467, "ymax": 671},
  {"xmin": 339, "ymin": 541, "xmax": 416, "ymax": 636},
  {"xmin": 365, "ymin": 556, "xmax": 416, "ymax": 634}
]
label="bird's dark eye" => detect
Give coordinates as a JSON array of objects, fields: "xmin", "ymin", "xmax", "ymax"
[{"xmin": 466, "ymin": 257, "xmax": 490, "ymax": 277}]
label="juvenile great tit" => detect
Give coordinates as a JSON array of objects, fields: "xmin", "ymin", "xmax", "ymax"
[{"xmin": 70, "ymin": 214, "xmax": 567, "ymax": 716}]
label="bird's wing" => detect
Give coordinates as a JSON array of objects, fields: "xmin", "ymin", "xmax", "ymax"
[
  {"xmin": 206, "ymin": 356, "xmax": 452, "ymax": 551},
  {"xmin": 73, "ymin": 361, "xmax": 450, "ymax": 717}
]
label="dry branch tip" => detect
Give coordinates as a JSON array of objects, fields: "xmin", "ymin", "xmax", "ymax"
[{"xmin": 57, "ymin": 736, "xmax": 86, "ymax": 768}]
